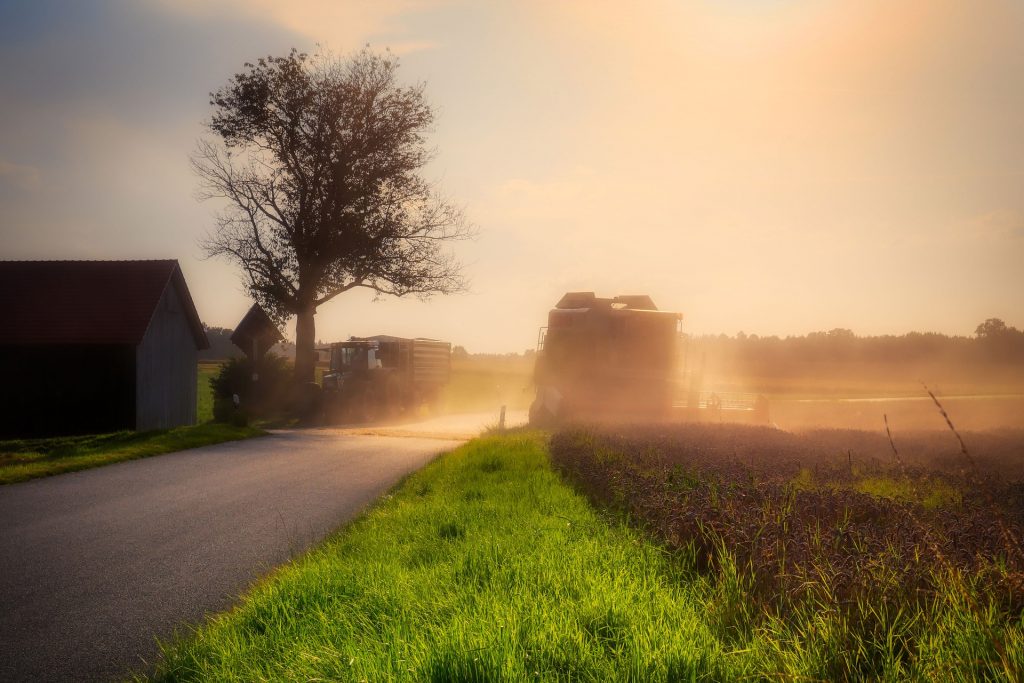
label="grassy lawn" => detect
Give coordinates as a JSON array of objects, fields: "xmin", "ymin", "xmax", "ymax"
[
  {"xmin": 0, "ymin": 423, "xmax": 265, "ymax": 485},
  {"xmin": 197, "ymin": 361, "xmax": 223, "ymax": 423},
  {"xmin": 147, "ymin": 432, "xmax": 1022, "ymax": 682}
]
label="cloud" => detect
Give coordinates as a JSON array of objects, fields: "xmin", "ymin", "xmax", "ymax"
[
  {"xmin": 958, "ymin": 210, "xmax": 1024, "ymax": 241},
  {"xmin": 0, "ymin": 159, "xmax": 40, "ymax": 190},
  {"xmin": 1, "ymin": 0, "xmax": 1021, "ymax": 345},
  {"xmin": 154, "ymin": 0, "xmax": 453, "ymax": 53}
]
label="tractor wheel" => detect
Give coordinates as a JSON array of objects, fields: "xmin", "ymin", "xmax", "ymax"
[
  {"xmin": 381, "ymin": 375, "xmax": 403, "ymax": 420},
  {"xmin": 355, "ymin": 384, "xmax": 381, "ymax": 423}
]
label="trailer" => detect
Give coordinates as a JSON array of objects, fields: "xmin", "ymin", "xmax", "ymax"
[{"xmin": 322, "ymin": 335, "xmax": 451, "ymax": 422}]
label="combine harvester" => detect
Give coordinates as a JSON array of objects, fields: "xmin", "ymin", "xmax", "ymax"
[{"xmin": 529, "ymin": 292, "xmax": 769, "ymax": 425}]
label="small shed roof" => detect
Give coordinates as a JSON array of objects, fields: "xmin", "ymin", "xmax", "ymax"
[
  {"xmin": 230, "ymin": 303, "xmax": 283, "ymax": 356},
  {"xmin": 0, "ymin": 260, "xmax": 209, "ymax": 348}
]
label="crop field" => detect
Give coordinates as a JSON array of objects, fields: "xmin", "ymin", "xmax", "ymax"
[
  {"xmin": 439, "ymin": 356, "xmax": 534, "ymax": 413},
  {"xmin": 551, "ymin": 424, "xmax": 1024, "ymax": 680},
  {"xmin": 763, "ymin": 393, "xmax": 1024, "ymax": 432}
]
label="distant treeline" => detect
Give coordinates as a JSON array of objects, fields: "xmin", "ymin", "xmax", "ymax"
[
  {"xmin": 453, "ymin": 346, "xmax": 535, "ymax": 361},
  {"xmin": 202, "ymin": 320, "xmax": 1024, "ymax": 389},
  {"xmin": 199, "ymin": 326, "xmax": 298, "ymax": 361},
  {"xmin": 685, "ymin": 318, "xmax": 1024, "ymax": 387},
  {"xmin": 199, "ymin": 326, "xmax": 242, "ymax": 361},
  {"xmin": 200, "ymin": 330, "xmax": 538, "ymax": 363}
]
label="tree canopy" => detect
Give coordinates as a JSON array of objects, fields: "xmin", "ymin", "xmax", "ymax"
[
  {"xmin": 194, "ymin": 48, "xmax": 471, "ymax": 381},
  {"xmin": 975, "ymin": 318, "xmax": 1012, "ymax": 339}
]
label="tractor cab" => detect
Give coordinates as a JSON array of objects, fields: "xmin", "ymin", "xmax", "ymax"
[{"xmin": 322, "ymin": 340, "xmax": 383, "ymax": 390}]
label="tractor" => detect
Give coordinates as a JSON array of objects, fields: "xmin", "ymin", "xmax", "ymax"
[{"xmin": 322, "ymin": 336, "xmax": 451, "ymax": 423}]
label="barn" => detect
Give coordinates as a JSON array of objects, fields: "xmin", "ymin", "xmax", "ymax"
[{"xmin": 0, "ymin": 260, "xmax": 209, "ymax": 437}]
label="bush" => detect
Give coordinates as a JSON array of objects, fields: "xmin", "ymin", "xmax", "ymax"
[
  {"xmin": 212, "ymin": 398, "xmax": 234, "ymax": 423},
  {"xmin": 209, "ymin": 355, "xmax": 292, "ymax": 420},
  {"xmin": 212, "ymin": 398, "xmax": 249, "ymax": 427}
]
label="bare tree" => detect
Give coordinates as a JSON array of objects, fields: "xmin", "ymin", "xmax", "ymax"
[{"xmin": 194, "ymin": 48, "xmax": 472, "ymax": 383}]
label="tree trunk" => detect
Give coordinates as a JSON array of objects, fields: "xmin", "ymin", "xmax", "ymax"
[{"xmin": 294, "ymin": 303, "xmax": 317, "ymax": 384}]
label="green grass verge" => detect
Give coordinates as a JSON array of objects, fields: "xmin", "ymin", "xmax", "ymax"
[
  {"xmin": 146, "ymin": 433, "xmax": 1022, "ymax": 682},
  {"xmin": 147, "ymin": 433, "xmax": 730, "ymax": 681},
  {"xmin": 0, "ymin": 423, "xmax": 265, "ymax": 485}
]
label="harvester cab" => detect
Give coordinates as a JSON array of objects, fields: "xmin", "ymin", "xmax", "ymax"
[{"xmin": 530, "ymin": 292, "xmax": 683, "ymax": 424}]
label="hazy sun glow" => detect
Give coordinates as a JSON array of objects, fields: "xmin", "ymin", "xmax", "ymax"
[{"xmin": 1, "ymin": 0, "xmax": 1021, "ymax": 351}]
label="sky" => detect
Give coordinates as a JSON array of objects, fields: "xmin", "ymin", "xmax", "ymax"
[{"xmin": 1, "ymin": 0, "xmax": 1022, "ymax": 352}]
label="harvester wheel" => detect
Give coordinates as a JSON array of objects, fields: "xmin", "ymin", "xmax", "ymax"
[{"xmin": 529, "ymin": 398, "xmax": 555, "ymax": 426}]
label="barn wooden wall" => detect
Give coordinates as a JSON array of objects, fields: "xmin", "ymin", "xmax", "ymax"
[
  {"xmin": 135, "ymin": 284, "xmax": 198, "ymax": 430},
  {"xmin": 0, "ymin": 345, "xmax": 135, "ymax": 437}
]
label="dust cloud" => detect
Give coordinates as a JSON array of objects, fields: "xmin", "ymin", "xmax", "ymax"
[{"xmin": 446, "ymin": 322, "xmax": 1024, "ymax": 435}]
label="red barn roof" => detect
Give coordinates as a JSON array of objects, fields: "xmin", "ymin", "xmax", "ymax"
[{"xmin": 0, "ymin": 260, "xmax": 209, "ymax": 348}]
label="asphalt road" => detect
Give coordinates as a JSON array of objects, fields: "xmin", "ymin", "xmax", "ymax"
[{"xmin": 0, "ymin": 428, "xmax": 463, "ymax": 682}]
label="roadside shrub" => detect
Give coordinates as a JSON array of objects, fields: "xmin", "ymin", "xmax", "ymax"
[
  {"xmin": 209, "ymin": 355, "xmax": 291, "ymax": 420},
  {"xmin": 212, "ymin": 398, "xmax": 234, "ymax": 423}
]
